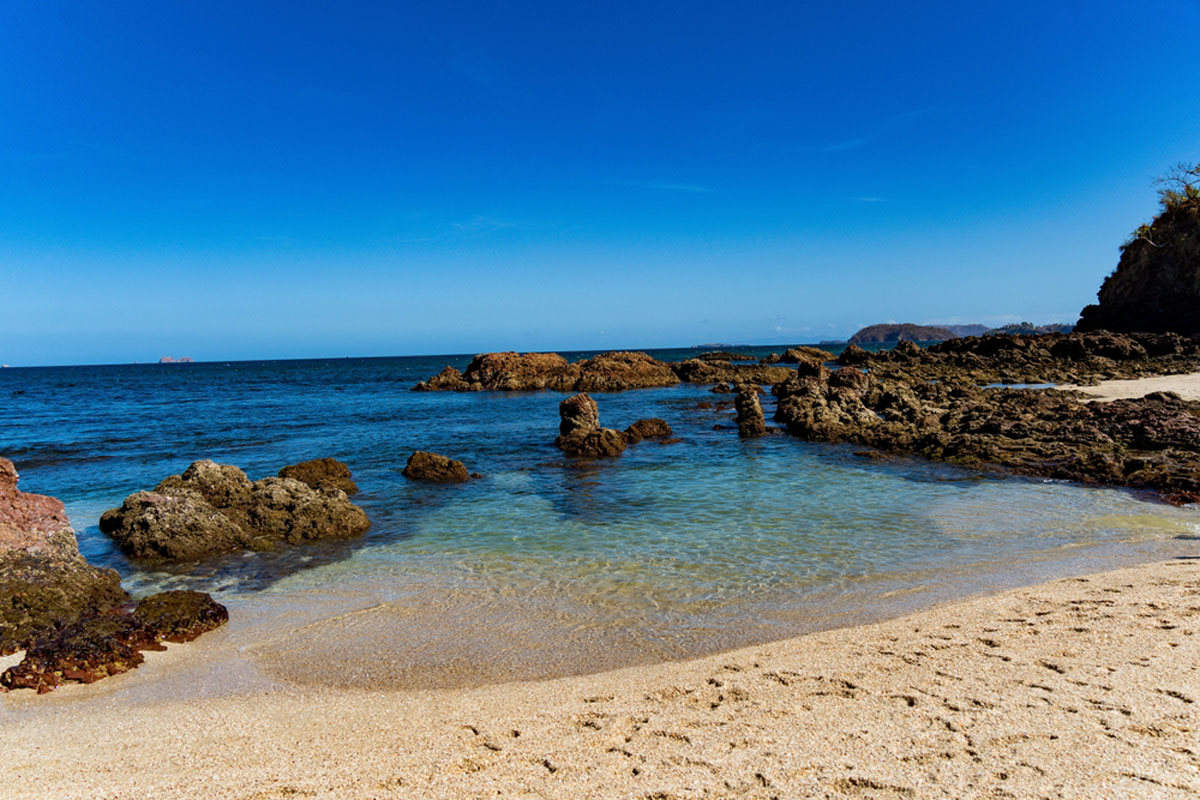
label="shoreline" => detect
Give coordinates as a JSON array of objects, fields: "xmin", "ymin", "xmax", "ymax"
[
  {"xmin": 4, "ymin": 557, "xmax": 1198, "ymax": 798},
  {"xmin": 1061, "ymin": 370, "xmax": 1200, "ymax": 402}
]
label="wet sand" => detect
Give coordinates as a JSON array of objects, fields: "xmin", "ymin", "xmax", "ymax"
[
  {"xmin": 1062, "ymin": 371, "xmax": 1200, "ymax": 402},
  {"xmin": 3, "ymin": 558, "xmax": 1199, "ymax": 799}
]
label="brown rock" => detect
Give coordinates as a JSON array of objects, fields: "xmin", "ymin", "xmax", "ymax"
[
  {"xmin": 247, "ymin": 478, "xmax": 371, "ymax": 541},
  {"xmin": 735, "ymin": 386, "xmax": 767, "ymax": 438},
  {"xmin": 100, "ymin": 460, "xmax": 372, "ymax": 562},
  {"xmin": 402, "ymin": 451, "xmax": 471, "ymax": 483},
  {"xmin": 132, "ymin": 590, "xmax": 229, "ymax": 644},
  {"xmin": 278, "ymin": 458, "xmax": 358, "ymax": 495},
  {"xmin": 554, "ymin": 393, "xmax": 627, "ymax": 457},
  {"xmin": 624, "ymin": 418, "xmax": 673, "ymax": 444}
]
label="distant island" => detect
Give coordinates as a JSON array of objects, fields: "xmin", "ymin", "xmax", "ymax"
[
  {"xmin": 159, "ymin": 356, "xmax": 195, "ymax": 364},
  {"xmin": 849, "ymin": 321, "xmax": 1073, "ymax": 344}
]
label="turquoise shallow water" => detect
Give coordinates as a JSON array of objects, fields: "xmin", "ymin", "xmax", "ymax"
[{"xmin": 2, "ymin": 349, "xmax": 1196, "ymax": 687}]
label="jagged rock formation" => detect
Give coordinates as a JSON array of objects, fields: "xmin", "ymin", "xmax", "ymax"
[
  {"xmin": 413, "ymin": 351, "xmax": 680, "ymax": 392},
  {"xmin": 1078, "ymin": 194, "xmax": 1200, "ymax": 336},
  {"xmin": 734, "ymin": 387, "xmax": 767, "ymax": 438},
  {"xmin": 849, "ymin": 331, "xmax": 1200, "ymax": 385},
  {"xmin": 671, "ymin": 359, "xmax": 793, "ymax": 387},
  {"xmin": 99, "ymin": 459, "xmax": 370, "ymax": 561},
  {"xmin": 278, "ymin": 458, "xmax": 358, "ymax": 495},
  {"xmin": 402, "ymin": 451, "xmax": 471, "ymax": 483},
  {"xmin": 849, "ymin": 323, "xmax": 957, "ymax": 343},
  {"xmin": 554, "ymin": 394, "xmax": 627, "ymax": 457},
  {"xmin": 773, "ymin": 365, "xmax": 1200, "ymax": 504},
  {"xmin": 1, "ymin": 459, "xmax": 227, "ymax": 693}
]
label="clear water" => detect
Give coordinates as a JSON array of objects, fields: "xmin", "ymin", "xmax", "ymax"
[{"xmin": 2, "ymin": 349, "xmax": 1196, "ymax": 688}]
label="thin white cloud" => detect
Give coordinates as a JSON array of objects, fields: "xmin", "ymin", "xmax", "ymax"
[{"xmin": 821, "ymin": 107, "xmax": 939, "ymax": 153}]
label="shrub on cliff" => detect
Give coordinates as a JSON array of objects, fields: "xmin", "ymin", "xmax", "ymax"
[{"xmin": 1078, "ymin": 162, "xmax": 1200, "ymax": 337}]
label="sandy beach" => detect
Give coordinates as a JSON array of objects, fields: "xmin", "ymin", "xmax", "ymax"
[
  {"xmin": 3, "ymin": 557, "xmax": 1198, "ymax": 799},
  {"xmin": 1062, "ymin": 371, "xmax": 1200, "ymax": 402}
]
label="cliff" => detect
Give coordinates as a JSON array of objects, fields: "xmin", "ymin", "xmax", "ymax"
[{"xmin": 1078, "ymin": 189, "xmax": 1200, "ymax": 337}]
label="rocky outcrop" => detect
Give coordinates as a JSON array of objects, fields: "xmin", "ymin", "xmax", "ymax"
[
  {"xmin": 697, "ymin": 351, "xmax": 756, "ymax": 362},
  {"xmin": 857, "ymin": 331, "xmax": 1200, "ymax": 385},
  {"xmin": 0, "ymin": 459, "xmax": 227, "ymax": 693},
  {"xmin": 782, "ymin": 346, "xmax": 834, "ymax": 365},
  {"xmin": 402, "ymin": 451, "xmax": 471, "ymax": 483},
  {"xmin": 849, "ymin": 323, "xmax": 957, "ymax": 343},
  {"xmin": 554, "ymin": 394, "xmax": 627, "ymax": 457},
  {"xmin": 734, "ymin": 387, "xmax": 767, "ymax": 438},
  {"xmin": 100, "ymin": 460, "xmax": 370, "ymax": 562},
  {"xmin": 624, "ymin": 418, "xmax": 673, "ymax": 443},
  {"xmin": 773, "ymin": 366, "xmax": 1200, "ymax": 504},
  {"xmin": 278, "ymin": 458, "xmax": 358, "ymax": 495},
  {"xmin": 1078, "ymin": 192, "xmax": 1200, "ymax": 336},
  {"xmin": 671, "ymin": 359, "xmax": 793, "ymax": 387},
  {"xmin": 1, "ymin": 459, "xmax": 128, "ymax": 657},
  {"xmin": 413, "ymin": 351, "xmax": 680, "ymax": 392}
]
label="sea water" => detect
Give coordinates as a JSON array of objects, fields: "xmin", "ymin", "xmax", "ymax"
[{"xmin": 2, "ymin": 349, "xmax": 1196, "ymax": 688}]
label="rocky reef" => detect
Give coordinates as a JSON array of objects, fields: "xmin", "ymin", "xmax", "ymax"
[
  {"xmin": 772, "ymin": 363, "xmax": 1200, "ymax": 504},
  {"xmin": 414, "ymin": 351, "xmax": 680, "ymax": 392},
  {"xmin": 100, "ymin": 459, "xmax": 370, "ymax": 562},
  {"xmin": 1, "ymin": 459, "xmax": 227, "ymax": 693},
  {"xmin": 1078, "ymin": 181, "xmax": 1200, "ymax": 337},
  {"xmin": 412, "ymin": 349, "xmax": 822, "ymax": 393},
  {"xmin": 402, "ymin": 451, "xmax": 472, "ymax": 483},
  {"xmin": 845, "ymin": 331, "xmax": 1200, "ymax": 385}
]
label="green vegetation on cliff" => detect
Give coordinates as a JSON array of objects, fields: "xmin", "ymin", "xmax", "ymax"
[{"xmin": 1078, "ymin": 162, "xmax": 1200, "ymax": 336}]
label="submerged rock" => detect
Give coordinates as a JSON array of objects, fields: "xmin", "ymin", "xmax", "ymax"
[
  {"xmin": 402, "ymin": 451, "xmax": 471, "ymax": 483},
  {"xmin": 624, "ymin": 418, "xmax": 673, "ymax": 444},
  {"xmin": 100, "ymin": 459, "xmax": 370, "ymax": 562},
  {"xmin": 278, "ymin": 458, "xmax": 359, "ymax": 495}
]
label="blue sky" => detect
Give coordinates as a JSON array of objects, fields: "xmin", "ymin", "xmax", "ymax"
[{"xmin": 3, "ymin": 1, "xmax": 1200, "ymax": 365}]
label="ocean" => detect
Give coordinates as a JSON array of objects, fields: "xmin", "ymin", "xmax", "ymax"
[{"xmin": 3, "ymin": 347, "xmax": 1196, "ymax": 689}]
